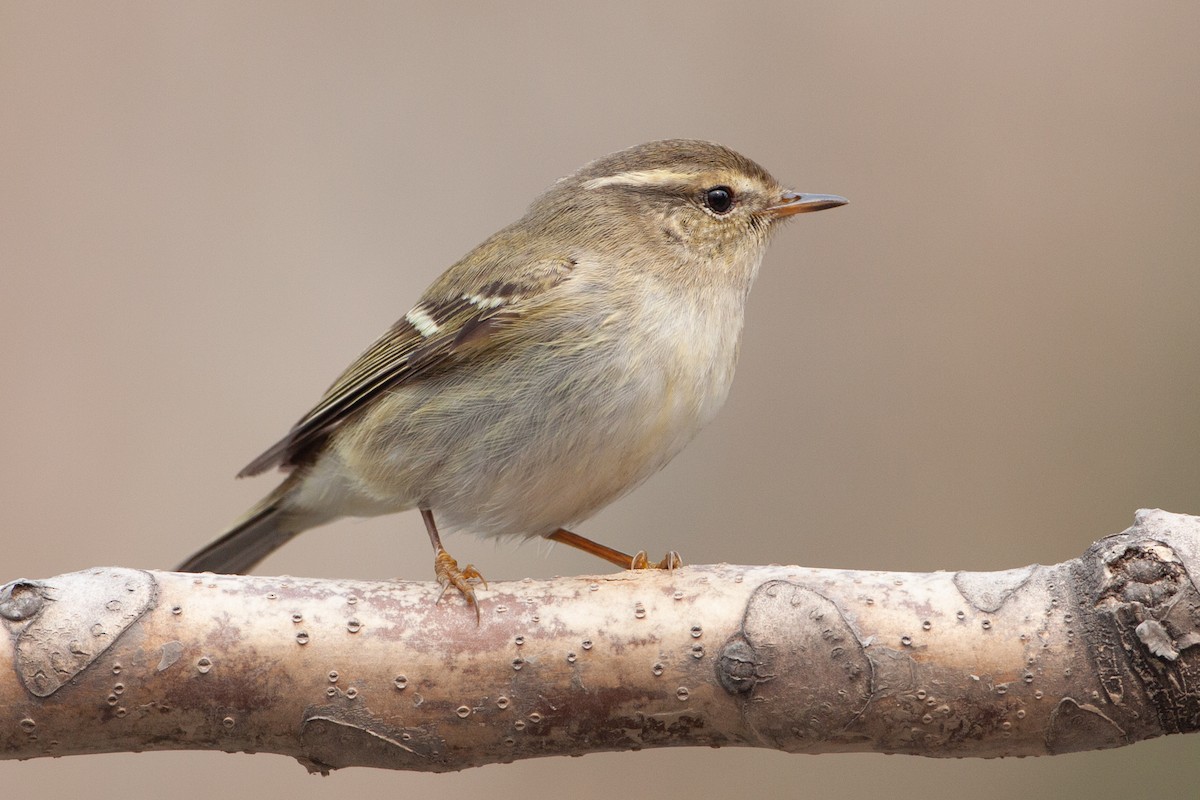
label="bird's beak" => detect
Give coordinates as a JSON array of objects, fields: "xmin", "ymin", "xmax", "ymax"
[{"xmin": 767, "ymin": 191, "xmax": 848, "ymax": 218}]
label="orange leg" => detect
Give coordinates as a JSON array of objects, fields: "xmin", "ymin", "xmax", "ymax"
[
  {"xmin": 548, "ymin": 528, "xmax": 681, "ymax": 570},
  {"xmin": 421, "ymin": 508, "xmax": 486, "ymax": 623}
]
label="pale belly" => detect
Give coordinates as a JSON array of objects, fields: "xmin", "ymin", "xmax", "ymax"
[{"xmin": 303, "ymin": 287, "xmax": 744, "ymax": 540}]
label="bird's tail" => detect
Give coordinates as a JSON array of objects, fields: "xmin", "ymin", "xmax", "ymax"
[{"xmin": 176, "ymin": 475, "xmax": 308, "ymax": 574}]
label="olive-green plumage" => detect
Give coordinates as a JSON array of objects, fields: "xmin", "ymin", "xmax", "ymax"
[{"xmin": 177, "ymin": 139, "xmax": 846, "ymax": 600}]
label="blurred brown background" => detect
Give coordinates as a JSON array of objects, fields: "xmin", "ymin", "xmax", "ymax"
[{"xmin": 2, "ymin": 2, "xmax": 1198, "ymax": 797}]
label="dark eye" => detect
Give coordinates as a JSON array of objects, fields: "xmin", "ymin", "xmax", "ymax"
[{"xmin": 703, "ymin": 186, "xmax": 735, "ymax": 214}]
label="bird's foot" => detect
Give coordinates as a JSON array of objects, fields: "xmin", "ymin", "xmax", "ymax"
[
  {"xmin": 547, "ymin": 528, "xmax": 682, "ymax": 571},
  {"xmin": 433, "ymin": 547, "xmax": 487, "ymax": 623},
  {"xmin": 629, "ymin": 550, "xmax": 683, "ymax": 570}
]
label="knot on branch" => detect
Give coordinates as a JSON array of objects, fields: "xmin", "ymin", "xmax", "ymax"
[{"xmin": 716, "ymin": 580, "xmax": 872, "ymax": 751}]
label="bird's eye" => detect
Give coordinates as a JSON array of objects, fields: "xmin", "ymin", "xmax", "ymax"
[{"xmin": 703, "ymin": 186, "xmax": 735, "ymax": 214}]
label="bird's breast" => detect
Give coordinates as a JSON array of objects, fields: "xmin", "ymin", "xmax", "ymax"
[{"xmin": 325, "ymin": 273, "xmax": 749, "ymax": 538}]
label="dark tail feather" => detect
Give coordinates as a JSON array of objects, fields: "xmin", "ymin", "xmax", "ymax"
[{"xmin": 177, "ymin": 479, "xmax": 304, "ymax": 574}]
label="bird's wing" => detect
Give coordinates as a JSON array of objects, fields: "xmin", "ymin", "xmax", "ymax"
[{"xmin": 238, "ymin": 251, "xmax": 577, "ymax": 477}]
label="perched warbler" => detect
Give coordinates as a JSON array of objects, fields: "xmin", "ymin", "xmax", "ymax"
[{"xmin": 177, "ymin": 139, "xmax": 846, "ymax": 616}]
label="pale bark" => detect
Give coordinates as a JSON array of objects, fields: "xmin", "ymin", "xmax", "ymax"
[{"xmin": 1, "ymin": 509, "xmax": 1198, "ymax": 772}]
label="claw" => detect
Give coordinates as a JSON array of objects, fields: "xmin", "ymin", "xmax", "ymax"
[
  {"xmin": 433, "ymin": 548, "xmax": 487, "ymax": 623},
  {"xmin": 630, "ymin": 550, "xmax": 683, "ymax": 570},
  {"xmin": 547, "ymin": 528, "xmax": 683, "ymax": 572}
]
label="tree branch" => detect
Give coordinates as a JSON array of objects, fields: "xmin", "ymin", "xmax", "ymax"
[{"xmin": 2, "ymin": 509, "xmax": 1198, "ymax": 772}]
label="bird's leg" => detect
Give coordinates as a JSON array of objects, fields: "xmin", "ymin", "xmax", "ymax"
[
  {"xmin": 421, "ymin": 508, "xmax": 486, "ymax": 622},
  {"xmin": 548, "ymin": 528, "xmax": 682, "ymax": 570}
]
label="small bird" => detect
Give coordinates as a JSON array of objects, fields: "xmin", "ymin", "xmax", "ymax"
[{"xmin": 177, "ymin": 139, "xmax": 846, "ymax": 615}]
